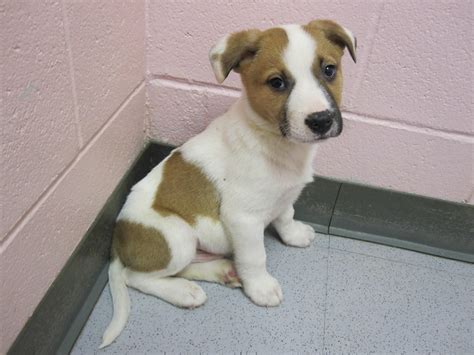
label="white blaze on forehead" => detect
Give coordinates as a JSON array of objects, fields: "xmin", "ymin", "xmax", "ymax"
[
  {"xmin": 281, "ymin": 24, "xmax": 331, "ymax": 114},
  {"xmin": 279, "ymin": 24, "xmax": 334, "ymax": 142}
]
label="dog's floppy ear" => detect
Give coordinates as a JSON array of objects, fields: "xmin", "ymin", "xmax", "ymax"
[
  {"xmin": 308, "ymin": 20, "xmax": 357, "ymax": 63},
  {"xmin": 209, "ymin": 29, "xmax": 262, "ymax": 83}
]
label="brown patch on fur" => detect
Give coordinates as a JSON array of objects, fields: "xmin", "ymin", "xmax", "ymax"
[
  {"xmin": 239, "ymin": 28, "xmax": 290, "ymax": 126},
  {"xmin": 219, "ymin": 29, "xmax": 261, "ymax": 80},
  {"xmin": 304, "ymin": 21, "xmax": 351, "ymax": 105},
  {"xmin": 307, "ymin": 20, "xmax": 356, "ymax": 62},
  {"xmin": 153, "ymin": 151, "xmax": 219, "ymax": 225},
  {"xmin": 112, "ymin": 220, "xmax": 171, "ymax": 272}
]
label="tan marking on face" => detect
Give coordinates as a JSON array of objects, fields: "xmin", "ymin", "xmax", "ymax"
[
  {"xmin": 112, "ymin": 220, "xmax": 171, "ymax": 272},
  {"xmin": 153, "ymin": 151, "xmax": 219, "ymax": 225},
  {"xmin": 219, "ymin": 29, "xmax": 261, "ymax": 80},
  {"xmin": 239, "ymin": 28, "xmax": 290, "ymax": 126},
  {"xmin": 303, "ymin": 23, "xmax": 345, "ymax": 105},
  {"xmin": 307, "ymin": 20, "xmax": 356, "ymax": 61}
]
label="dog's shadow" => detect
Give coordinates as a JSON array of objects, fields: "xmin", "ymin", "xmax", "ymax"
[{"xmin": 264, "ymin": 225, "xmax": 287, "ymax": 245}]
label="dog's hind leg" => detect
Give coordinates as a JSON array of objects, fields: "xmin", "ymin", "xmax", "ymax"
[
  {"xmin": 125, "ymin": 271, "xmax": 207, "ymax": 308},
  {"xmin": 177, "ymin": 259, "xmax": 241, "ymax": 288},
  {"xmin": 121, "ymin": 219, "xmax": 208, "ymax": 308}
]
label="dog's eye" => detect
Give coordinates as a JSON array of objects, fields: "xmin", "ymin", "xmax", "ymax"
[
  {"xmin": 268, "ymin": 77, "xmax": 286, "ymax": 91},
  {"xmin": 322, "ymin": 64, "xmax": 337, "ymax": 81}
]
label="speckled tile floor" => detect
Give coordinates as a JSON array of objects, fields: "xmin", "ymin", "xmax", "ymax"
[{"xmin": 71, "ymin": 231, "xmax": 473, "ymax": 354}]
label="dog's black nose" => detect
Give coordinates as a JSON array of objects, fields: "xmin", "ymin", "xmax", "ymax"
[{"xmin": 305, "ymin": 110, "xmax": 334, "ymax": 135}]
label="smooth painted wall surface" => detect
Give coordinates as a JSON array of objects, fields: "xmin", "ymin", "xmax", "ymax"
[
  {"xmin": 1, "ymin": 0, "xmax": 145, "ymax": 351},
  {"xmin": 146, "ymin": 0, "xmax": 473, "ymax": 203}
]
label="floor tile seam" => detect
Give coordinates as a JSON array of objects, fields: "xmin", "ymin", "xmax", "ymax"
[
  {"xmin": 328, "ymin": 245, "xmax": 474, "ymax": 279},
  {"xmin": 321, "ymin": 245, "xmax": 332, "ymax": 352},
  {"xmin": 326, "ymin": 184, "xmax": 343, "ymax": 234}
]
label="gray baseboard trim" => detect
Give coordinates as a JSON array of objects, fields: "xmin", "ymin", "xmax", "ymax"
[
  {"xmin": 329, "ymin": 183, "xmax": 474, "ymax": 263},
  {"xmin": 56, "ymin": 265, "xmax": 109, "ymax": 355},
  {"xmin": 8, "ymin": 141, "xmax": 473, "ymax": 354}
]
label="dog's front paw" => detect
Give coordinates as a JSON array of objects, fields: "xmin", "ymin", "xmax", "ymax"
[
  {"xmin": 243, "ymin": 273, "xmax": 283, "ymax": 307},
  {"xmin": 279, "ymin": 221, "xmax": 316, "ymax": 248}
]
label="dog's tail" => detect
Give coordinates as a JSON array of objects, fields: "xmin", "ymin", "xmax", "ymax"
[{"xmin": 99, "ymin": 257, "xmax": 130, "ymax": 349}]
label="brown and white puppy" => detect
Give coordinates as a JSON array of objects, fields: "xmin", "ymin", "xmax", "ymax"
[{"xmin": 101, "ymin": 20, "xmax": 356, "ymax": 348}]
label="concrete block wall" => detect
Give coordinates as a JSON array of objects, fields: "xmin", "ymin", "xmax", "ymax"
[
  {"xmin": 146, "ymin": 0, "xmax": 473, "ymax": 203},
  {"xmin": 1, "ymin": 0, "xmax": 145, "ymax": 352}
]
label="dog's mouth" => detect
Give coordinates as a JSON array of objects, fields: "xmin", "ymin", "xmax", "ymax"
[
  {"xmin": 281, "ymin": 122, "xmax": 343, "ymax": 144},
  {"xmin": 315, "ymin": 125, "xmax": 343, "ymax": 142},
  {"xmin": 324, "ymin": 124, "xmax": 343, "ymax": 139},
  {"xmin": 285, "ymin": 133, "xmax": 336, "ymax": 144}
]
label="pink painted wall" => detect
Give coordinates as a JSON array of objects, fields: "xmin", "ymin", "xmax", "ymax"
[
  {"xmin": 146, "ymin": 0, "xmax": 473, "ymax": 203},
  {"xmin": 1, "ymin": 0, "xmax": 145, "ymax": 351}
]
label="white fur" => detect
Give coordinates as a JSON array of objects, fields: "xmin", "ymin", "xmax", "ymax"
[
  {"xmin": 273, "ymin": 205, "xmax": 316, "ymax": 247},
  {"xmin": 99, "ymin": 258, "xmax": 129, "ymax": 349},
  {"xmin": 177, "ymin": 259, "xmax": 241, "ymax": 288},
  {"xmin": 126, "ymin": 274, "xmax": 207, "ymax": 308},
  {"xmin": 281, "ymin": 25, "xmax": 332, "ymax": 142},
  {"xmin": 194, "ymin": 216, "xmax": 231, "ymax": 255}
]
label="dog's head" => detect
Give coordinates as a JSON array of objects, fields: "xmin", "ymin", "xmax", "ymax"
[{"xmin": 210, "ymin": 20, "xmax": 356, "ymax": 143}]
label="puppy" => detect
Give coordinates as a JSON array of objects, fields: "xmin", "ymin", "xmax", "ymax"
[{"xmin": 100, "ymin": 20, "xmax": 356, "ymax": 348}]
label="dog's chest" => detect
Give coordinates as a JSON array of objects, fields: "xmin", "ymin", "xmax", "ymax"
[{"xmin": 222, "ymin": 154, "xmax": 310, "ymax": 220}]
